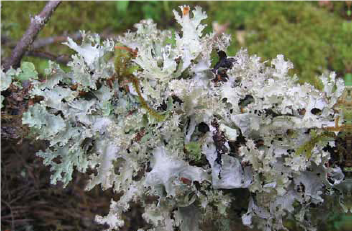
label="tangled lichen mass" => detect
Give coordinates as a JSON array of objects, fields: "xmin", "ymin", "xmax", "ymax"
[{"xmin": 1, "ymin": 5, "xmax": 350, "ymax": 231}]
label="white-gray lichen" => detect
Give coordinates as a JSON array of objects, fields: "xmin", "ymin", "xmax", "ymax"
[{"xmin": 1, "ymin": 5, "xmax": 347, "ymax": 231}]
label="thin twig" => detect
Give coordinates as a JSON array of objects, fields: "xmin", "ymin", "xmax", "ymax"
[
  {"xmin": 2, "ymin": 29, "xmax": 120, "ymax": 66},
  {"xmin": 26, "ymin": 50, "xmax": 71, "ymax": 65},
  {"xmin": 2, "ymin": 1, "xmax": 62, "ymax": 71},
  {"xmin": 1, "ymin": 32, "xmax": 81, "ymax": 50},
  {"xmin": 31, "ymin": 32, "xmax": 82, "ymax": 50},
  {"xmin": 3, "ymin": 30, "xmax": 118, "ymax": 50}
]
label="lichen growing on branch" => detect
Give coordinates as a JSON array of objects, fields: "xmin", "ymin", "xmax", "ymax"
[{"xmin": 1, "ymin": 5, "xmax": 348, "ymax": 231}]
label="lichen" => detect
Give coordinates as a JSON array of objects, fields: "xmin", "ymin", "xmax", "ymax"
[{"xmin": 2, "ymin": 5, "xmax": 346, "ymax": 231}]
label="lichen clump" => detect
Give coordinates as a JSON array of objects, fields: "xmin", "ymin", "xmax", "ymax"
[{"xmin": 2, "ymin": 6, "xmax": 347, "ymax": 231}]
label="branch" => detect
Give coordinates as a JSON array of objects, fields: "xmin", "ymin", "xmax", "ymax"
[
  {"xmin": 26, "ymin": 50, "xmax": 71, "ymax": 65},
  {"xmin": 1, "ymin": 32, "xmax": 81, "ymax": 50},
  {"xmin": 31, "ymin": 32, "xmax": 82, "ymax": 50},
  {"xmin": 2, "ymin": 1, "xmax": 61, "ymax": 71}
]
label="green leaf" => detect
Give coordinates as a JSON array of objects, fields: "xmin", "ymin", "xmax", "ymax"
[{"xmin": 16, "ymin": 62, "xmax": 38, "ymax": 82}]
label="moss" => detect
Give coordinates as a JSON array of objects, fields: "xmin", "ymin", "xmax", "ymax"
[{"xmin": 207, "ymin": 2, "xmax": 348, "ymax": 88}]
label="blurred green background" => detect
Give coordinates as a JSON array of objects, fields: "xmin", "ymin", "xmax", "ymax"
[
  {"xmin": 1, "ymin": 1, "xmax": 351, "ymax": 88},
  {"xmin": 1, "ymin": 1, "xmax": 351, "ymax": 231}
]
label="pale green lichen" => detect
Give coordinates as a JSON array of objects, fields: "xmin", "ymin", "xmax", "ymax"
[
  {"xmin": 8, "ymin": 5, "xmax": 347, "ymax": 231},
  {"xmin": 1, "ymin": 95, "xmax": 5, "ymax": 108},
  {"xmin": 1, "ymin": 62, "xmax": 39, "ymax": 107}
]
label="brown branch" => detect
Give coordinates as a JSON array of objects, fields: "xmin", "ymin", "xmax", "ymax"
[
  {"xmin": 1, "ymin": 32, "xmax": 81, "ymax": 50},
  {"xmin": 30, "ymin": 31, "xmax": 118, "ymax": 50},
  {"xmin": 2, "ymin": 31, "xmax": 119, "ymax": 66},
  {"xmin": 2, "ymin": 1, "xmax": 62, "ymax": 71},
  {"xmin": 3, "ymin": 30, "xmax": 119, "ymax": 51},
  {"xmin": 26, "ymin": 50, "xmax": 71, "ymax": 65},
  {"xmin": 31, "ymin": 32, "xmax": 82, "ymax": 50}
]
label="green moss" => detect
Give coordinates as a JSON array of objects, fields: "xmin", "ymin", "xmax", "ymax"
[
  {"xmin": 207, "ymin": 2, "xmax": 347, "ymax": 88},
  {"xmin": 185, "ymin": 142, "xmax": 202, "ymax": 162}
]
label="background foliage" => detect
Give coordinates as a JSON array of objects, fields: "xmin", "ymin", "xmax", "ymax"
[{"xmin": 2, "ymin": 1, "xmax": 350, "ymax": 86}]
